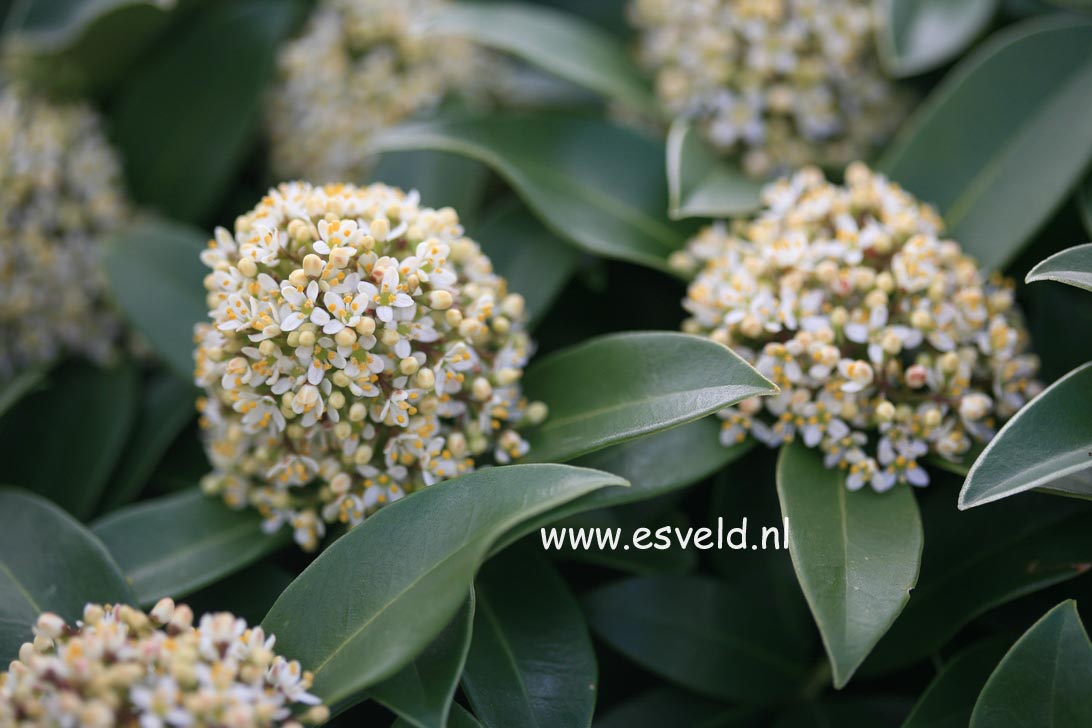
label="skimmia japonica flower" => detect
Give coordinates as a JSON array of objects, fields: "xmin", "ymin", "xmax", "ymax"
[
  {"xmin": 0, "ymin": 600, "xmax": 327, "ymax": 728},
  {"xmin": 194, "ymin": 182, "xmax": 545, "ymax": 550},
  {"xmin": 0, "ymin": 85, "xmax": 128, "ymax": 378},
  {"xmin": 628, "ymin": 0, "xmax": 907, "ymax": 177},
  {"xmin": 676, "ymin": 164, "xmax": 1041, "ymax": 492},
  {"xmin": 267, "ymin": 0, "xmax": 483, "ymax": 182}
]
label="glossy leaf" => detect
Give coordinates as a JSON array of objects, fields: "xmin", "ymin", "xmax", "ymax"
[
  {"xmin": 523, "ymin": 332, "xmax": 775, "ymax": 464},
  {"xmin": 879, "ymin": 16, "xmax": 1092, "ymax": 271},
  {"xmin": 902, "ymin": 638, "xmax": 1011, "ymax": 728},
  {"xmin": 369, "ymin": 594, "xmax": 476, "ymax": 728},
  {"xmin": 970, "ymin": 601, "xmax": 1092, "ymax": 727},
  {"xmin": 263, "ymin": 464, "xmax": 627, "ymax": 707},
  {"xmin": 865, "ymin": 490, "xmax": 1092, "ymax": 674},
  {"xmin": 97, "ymin": 374, "xmax": 196, "ymax": 512},
  {"xmin": 92, "ymin": 489, "xmax": 289, "ymax": 606},
  {"xmin": 427, "ymin": 3, "xmax": 656, "ymax": 115},
  {"xmin": 3, "ymin": 0, "xmax": 171, "ymax": 49},
  {"xmin": 545, "ymin": 507, "xmax": 699, "ymax": 575},
  {"xmin": 1025, "ymin": 242, "xmax": 1092, "ymax": 293},
  {"xmin": 473, "ymin": 200, "xmax": 580, "ymax": 328},
  {"xmin": 372, "ymin": 150, "xmax": 491, "ymax": 222},
  {"xmin": 0, "ymin": 489, "xmax": 133, "ymax": 662},
  {"xmin": 0, "ymin": 364, "xmax": 47, "ymax": 420},
  {"xmin": 462, "ymin": 546, "xmax": 597, "ymax": 728},
  {"xmin": 584, "ymin": 575, "xmax": 809, "ymax": 703},
  {"xmin": 875, "ymin": 0, "xmax": 998, "ymax": 77},
  {"xmin": 101, "ymin": 220, "xmax": 210, "ymax": 379},
  {"xmin": 0, "ymin": 361, "xmax": 138, "ymax": 519},
  {"xmin": 393, "ymin": 704, "xmax": 483, "ymax": 728},
  {"xmin": 959, "ymin": 361, "xmax": 1092, "ymax": 508},
  {"xmin": 369, "ymin": 115, "xmax": 684, "ymax": 270},
  {"xmin": 110, "ymin": 0, "xmax": 300, "ymax": 221},
  {"xmin": 775, "ymin": 441, "xmax": 923, "ymax": 688},
  {"xmin": 666, "ymin": 119, "xmax": 762, "ymax": 220},
  {"xmin": 1079, "ymin": 175, "xmax": 1092, "ymax": 238}
]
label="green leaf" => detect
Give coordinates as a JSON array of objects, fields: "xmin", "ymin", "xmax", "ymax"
[
  {"xmin": 0, "ymin": 363, "xmax": 48, "ymax": 420},
  {"xmin": 666, "ymin": 119, "xmax": 762, "ymax": 220},
  {"xmin": 0, "ymin": 488, "xmax": 133, "ymax": 662},
  {"xmin": 1025, "ymin": 242, "xmax": 1092, "ymax": 293},
  {"xmin": 970, "ymin": 601, "xmax": 1092, "ymax": 727},
  {"xmin": 473, "ymin": 199, "xmax": 580, "ymax": 329},
  {"xmin": 368, "ymin": 593, "xmax": 476, "ymax": 728},
  {"xmin": 101, "ymin": 220, "xmax": 209, "ymax": 379},
  {"xmin": 262, "ymin": 464, "xmax": 626, "ymax": 707},
  {"xmin": 462, "ymin": 546, "xmax": 597, "ymax": 728},
  {"xmin": 522, "ymin": 332, "xmax": 775, "ymax": 464},
  {"xmin": 490, "ymin": 418, "xmax": 751, "ymax": 555},
  {"xmin": 393, "ymin": 704, "xmax": 483, "ymax": 728},
  {"xmin": 584, "ymin": 575, "xmax": 809, "ymax": 703},
  {"xmin": 369, "ymin": 115, "xmax": 685, "ymax": 270},
  {"xmin": 879, "ymin": 16, "xmax": 1092, "ymax": 271},
  {"xmin": 773, "ymin": 697, "xmax": 914, "ymax": 727},
  {"xmin": 865, "ymin": 490, "xmax": 1092, "ymax": 674},
  {"xmin": 372, "ymin": 150, "xmax": 491, "ymax": 222},
  {"xmin": 110, "ymin": 0, "xmax": 300, "ymax": 221},
  {"xmin": 185, "ymin": 561, "xmax": 295, "ymax": 627},
  {"xmin": 92, "ymin": 489, "xmax": 289, "ymax": 607},
  {"xmin": 775, "ymin": 441, "xmax": 923, "ymax": 688},
  {"xmin": 875, "ymin": 0, "xmax": 999, "ymax": 77},
  {"xmin": 0, "ymin": 360, "xmax": 138, "ymax": 519},
  {"xmin": 98, "ymin": 374, "xmax": 196, "ymax": 513},
  {"xmin": 427, "ymin": 2, "xmax": 655, "ymax": 115},
  {"xmin": 595, "ymin": 687, "xmax": 761, "ymax": 728},
  {"xmin": 959, "ymin": 361, "xmax": 1092, "ymax": 508},
  {"xmin": 545, "ymin": 508, "xmax": 699, "ymax": 575},
  {"xmin": 1079, "ymin": 175, "xmax": 1092, "ymax": 238},
  {"xmin": 902, "ymin": 638, "xmax": 1012, "ymax": 728},
  {"xmin": 3, "ymin": 0, "xmax": 170, "ymax": 49}
]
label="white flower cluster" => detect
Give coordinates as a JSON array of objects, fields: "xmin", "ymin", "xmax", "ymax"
[
  {"xmin": 0, "ymin": 85, "xmax": 128, "ymax": 378},
  {"xmin": 195, "ymin": 181, "xmax": 544, "ymax": 550},
  {"xmin": 0, "ymin": 600, "xmax": 328, "ymax": 728},
  {"xmin": 678, "ymin": 164, "xmax": 1041, "ymax": 492},
  {"xmin": 629, "ymin": 0, "xmax": 907, "ymax": 177},
  {"xmin": 267, "ymin": 0, "xmax": 483, "ymax": 183}
]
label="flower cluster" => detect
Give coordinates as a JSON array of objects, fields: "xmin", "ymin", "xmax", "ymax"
[
  {"xmin": 0, "ymin": 85, "xmax": 128, "ymax": 378},
  {"xmin": 267, "ymin": 0, "xmax": 484, "ymax": 183},
  {"xmin": 628, "ymin": 0, "xmax": 907, "ymax": 177},
  {"xmin": 677, "ymin": 164, "xmax": 1041, "ymax": 492},
  {"xmin": 0, "ymin": 600, "xmax": 327, "ymax": 728},
  {"xmin": 195, "ymin": 181, "xmax": 544, "ymax": 549}
]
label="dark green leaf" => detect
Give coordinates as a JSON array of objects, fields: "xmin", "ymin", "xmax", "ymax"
[
  {"xmin": 584, "ymin": 575, "xmax": 809, "ymax": 703},
  {"xmin": 970, "ymin": 601, "xmax": 1092, "ymax": 727},
  {"xmin": 0, "ymin": 360, "xmax": 138, "ymax": 519},
  {"xmin": 372, "ymin": 150, "xmax": 491, "ymax": 223},
  {"xmin": 369, "ymin": 593, "xmax": 476, "ymax": 728},
  {"xmin": 545, "ymin": 507, "xmax": 699, "ymax": 575},
  {"xmin": 666, "ymin": 120, "xmax": 762, "ymax": 220},
  {"xmin": 3, "ymin": 0, "xmax": 168, "ymax": 48},
  {"xmin": 110, "ymin": 0, "xmax": 300, "ymax": 221},
  {"xmin": 1079, "ymin": 175, "xmax": 1092, "ymax": 238},
  {"xmin": 463, "ymin": 546, "xmax": 597, "ymax": 728},
  {"xmin": 902, "ymin": 638, "xmax": 1012, "ymax": 728},
  {"xmin": 879, "ymin": 16, "xmax": 1092, "ymax": 271},
  {"xmin": 263, "ymin": 464, "xmax": 626, "ymax": 707},
  {"xmin": 369, "ymin": 115, "xmax": 685, "ymax": 270},
  {"xmin": 775, "ymin": 441, "xmax": 923, "ymax": 688},
  {"xmin": 773, "ymin": 696, "xmax": 914, "ymax": 727},
  {"xmin": 102, "ymin": 220, "xmax": 209, "ymax": 379},
  {"xmin": 393, "ymin": 704, "xmax": 483, "ymax": 728},
  {"xmin": 473, "ymin": 199, "xmax": 579, "ymax": 329},
  {"xmin": 595, "ymin": 687, "xmax": 760, "ymax": 728},
  {"xmin": 0, "ymin": 488, "xmax": 133, "ymax": 662},
  {"xmin": 959, "ymin": 361, "xmax": 1092, "ymax": 508},
  {"xmin": 92, "ymin": 488, "xmax": 289, "ymax": 607},
  {"xmin": 876, "ymin": 0, "xmax": 999, "ymax": 77},
  {"xmin": 185, "ymin": 561, "xmax": 296, "ymax": 626},
  {"xmin": 98, "ymin": 374, "xmax": 196, "ymax": 512},
  {"xmin": 1025, "ymin": 242, "xmax": 1092, "ymax": 292},
  {"xmin": 0, "ymin": 363, "xmax": 48, "ymax": 420},
  {"xmin": 427, "ymin": 3, "xmax": 655, "ymax": 114},
  {"xmin": 523, "ymin": 332, "xmax": 775, "ymax": 464},
  {"xmin": 865, "ymin": 490, "xmax": 1092, "ymax": 674}
]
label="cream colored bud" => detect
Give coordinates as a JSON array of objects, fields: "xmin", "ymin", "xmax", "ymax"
[
  {"xmin": 923, "ymin": 408, "xmax": 943, "ymax": 428},
  {"xmin": 299, "ymin": 330, "xmax": 316, "ymax": 348},
  {"xmin": 459, "ymin": 318, "xmax": 483, "ymax": 339},
  {"xmin": 286, "ymin": 331, "xmax": 301, "ymax": 348},
  {"xmin": 303, "ymin": 254, "xmax": 324, "ymax": 278},
  {"xmin": 501, "ymin": 294, "xmax": 525, "ymax": 319},
  {"xmin": 445, "ymin": 309, "xmax": 463, "ymax": 327},
  {"xmin": 415, "ymin": 367, "xmax": 436, "ymax": 389},
  {"xmin": 472, "ymin": 377, "xmax": 493, "ymax": 401},
  {"xmin": 910, "ymin": 309, "xmax": 932, "ymax": 329},
  {"xmin": 939, "ymin": 351, "xmax": 961, "ymax": 374},
  {"xmin": 349, "ymin": 403, "xmax": 367, "ymax": 422},
  {"xmin": 35, "ymin": 613, "xmax": 65, "ymax": 640},
  {"xmin": 399, "ymin": 357, "xmax": 420, "ymax": 376},
  {"xmin": 288, "ymin": 269, "xmax": 309, "ymax": 288},
  {"xmin": 335, "ymin": 328, "xmax": 357, "ymax": 347},
  {"xmin": 328, "ymin": 391, "xmax": 346, "ymax": 410},
  {"xmin": 875, "ymin": 272, "xmax": 895, "ymax": 294},
  {"xmin": 331, "ymin": 371, "xmax": 350, "ymax": 388},
  {"xmin": 334, "ymin": 421, "xmax": 353, "ymax": 440},
  {"xmin": 356, "ymin": 316, "xmax": 376, "ymax": 336},
  {"xmin": 495, "ymin": 368, "xmax": 521, "ymax": 386},
  {"xmin": 370, "ymin": 217, "xmax": 390, "ymax": 241},
  {"xmin": 381, "ymin": 327, "xmax": 400, "ymax": 347},
  {"xmin": 329, "ymin": 247, "xmax": 353, "ymax": 269},
  {"xmin": 492, "ymin": 316, "xmax": 511, "ymax": 335},
  {"xmin": 875, "ymin": 401, "xmax": 896, "ymax": 423},
  {"xmin": 237, "ymin": 256, "xmax": 257, "ymax": 278},
  {"xmin": 429, "ymin": 289, "xmax": 453, "ymax": 310},
  {"xmin": 354, "ymin": 444, "xmax": 374, "ymax": 465},
  {"xmin": 881, "ymin": 331, "xmax": 903, "ymax": 355},
  {"xmin": 150, "ymin": 598, "xmax": 175, "ymax": 625},
  {"xmin": 525, "ymin": 401, "xmax": 549, "ymax": 425},
  {"xmin": 830, "ymin": 307, "xmax": 848, "ymax": 328}
]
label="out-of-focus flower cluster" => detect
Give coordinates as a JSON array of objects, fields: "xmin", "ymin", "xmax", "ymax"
[
  {"xmin": 0, "ymin": 85, "xmax": 128, "ymax": 378},
  {"xmin": 195, "ymin": 181, "xmax": 544, "ymax": 550},
  {"xmin": 267, "ymin": 0, "xmax": 484, "ymax": 183},
  {"xmin": 628, "ymin": 0, "xmax": 907, "ymax": 177},
  {"xmin": 0, "ymin": 600, "xmax": 327, "ymax": 728},
  {"xmin": 677, "ymin": 164, "xmax": 1041, "ymax": 492}
]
